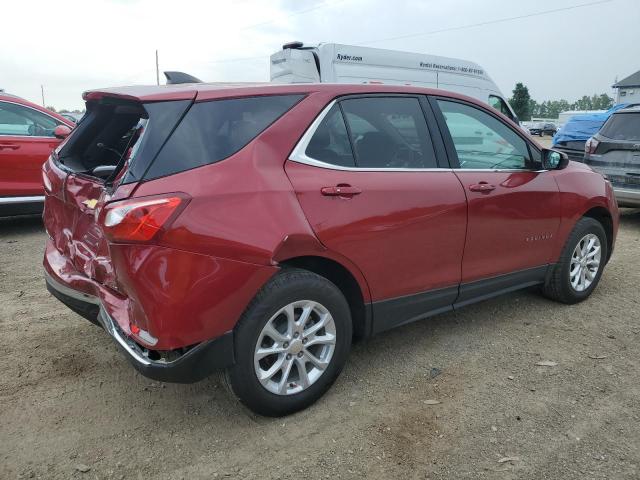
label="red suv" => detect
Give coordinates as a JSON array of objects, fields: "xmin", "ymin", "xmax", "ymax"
[
  {"xmin": 43, "ymin": 83, "xmax": 618, "ymax": 416},
  {"xmin": 0, "ymin": 93, "xmax": 73, "ymax": 216}
]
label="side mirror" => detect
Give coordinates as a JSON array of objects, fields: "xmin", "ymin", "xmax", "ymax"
[
  {"xmin": 542, "ymin": 149, "xmax": 569, "ymax": 170},
  {"xmin": 53, "ymin": 125, "xmax": 72, "ymax": 140}
]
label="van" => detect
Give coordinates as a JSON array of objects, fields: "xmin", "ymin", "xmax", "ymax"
[{"xmin": 270, "ymin": 42, "xmax": 518, "ymax": 122}]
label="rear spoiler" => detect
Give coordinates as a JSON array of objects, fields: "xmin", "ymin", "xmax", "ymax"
[{"xmin": 164, "ymin": 71, "xmax": 203, "ymax": 84}]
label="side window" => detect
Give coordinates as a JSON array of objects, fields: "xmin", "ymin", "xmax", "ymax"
[
  {"xmin": 146, "ymin": 94, "xmax": 303, "ymax": 179},
  {"xmin": 341, "ymin": 97, "xmax": 437, "ymax": 169},
  {"xmin": 0, "ymin": 101, "xmax": 60, "ymax": 136},
  {"xmin": 437, "ymin": 100, "xmax": 535, "ymax": 170},
  {"xmin": 488, "ymin": 95, "xmax": 513, "ymax": 119},
  {"xmin": 304, "ymin": 104, "xmax": 355, "ymax": 167}
]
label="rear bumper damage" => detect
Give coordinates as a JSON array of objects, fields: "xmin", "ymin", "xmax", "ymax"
[{"xmin": 44, "ymin": 261, "xmax": 235, "ymax": 384}]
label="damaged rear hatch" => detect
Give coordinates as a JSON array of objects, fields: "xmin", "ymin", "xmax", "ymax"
[{"xmin": 43, "ymin": 89, "xmax": 194, "ymax": 290}]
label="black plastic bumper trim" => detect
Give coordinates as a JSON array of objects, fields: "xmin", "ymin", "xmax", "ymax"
[{"xmin": 45, "ymin": 274, "xmax": 234, "ymax": 383}]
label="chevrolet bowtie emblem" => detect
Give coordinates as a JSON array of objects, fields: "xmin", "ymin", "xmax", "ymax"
[{"xmin": 82, "ymin": 199, "xmax": 99, "ymax": 209}]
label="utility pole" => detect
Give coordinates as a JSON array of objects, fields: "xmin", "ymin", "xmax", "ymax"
[
  {"xmin": 155, "ymin": 50, "xmax": 160, "ymax": 85},
  {"xmin": 41, "ymin": 85, "xmax": 45, "ymax": 107}
]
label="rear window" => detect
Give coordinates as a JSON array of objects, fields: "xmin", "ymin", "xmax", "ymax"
[
  {"xmin": 145, "ymin": 94, "xmax": 304, "ymax": 179},
  {"xmin": 599, "ymin": 113, "xmax": 640, "ymax": 141}
]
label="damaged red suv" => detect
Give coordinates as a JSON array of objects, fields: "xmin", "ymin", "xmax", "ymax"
[{"xmin": 44, "ymin": 83, "xmax": 618, "ymax": 416}]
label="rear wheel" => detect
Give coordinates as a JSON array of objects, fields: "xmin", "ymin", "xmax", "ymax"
[
  {"xmin": 543, "ymin": 217, "xmax": 608, "ymax": 304},
  {"xmin": 225, "ymin": 268, "xmax": 352, "ymax": 416}
]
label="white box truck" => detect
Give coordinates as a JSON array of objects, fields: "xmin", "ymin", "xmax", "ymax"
[{"xmin": 270, "ymin": 42, "xmax": 519, "ymax": 122}]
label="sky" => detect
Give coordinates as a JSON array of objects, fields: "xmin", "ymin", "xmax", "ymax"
[{"xmin": 1, "ymin": 0, "xmax": 639, "ymax": 110}]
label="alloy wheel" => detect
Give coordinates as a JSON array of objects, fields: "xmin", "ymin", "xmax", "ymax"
[
  {"xmin": 569, "ymin": 233, "xmax": 601, "ymax": 292},
  {"xmin": 254, "ymin": 300, "xmax": 337, "ymax": 395}
]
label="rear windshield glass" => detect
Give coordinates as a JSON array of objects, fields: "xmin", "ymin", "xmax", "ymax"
[
  {"xmin": 145, "ymin": 94, "xmax": 304, "ymax": 180},
  {"xmin": 600, "ymin": 113, "xmax": 640, "ymax": 141}
]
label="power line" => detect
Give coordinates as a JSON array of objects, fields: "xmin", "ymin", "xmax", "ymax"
[
  {"xmin": 240, "ymin": 0, "xmax": 347, "ymax": 32},
  {"xmin": 163, "ymin": 0, "xmax": 615, "ymax": 68},
  {"xmin": 199, "ymin": 0, "xmax": 348, "ymax": 65},
  {"xmin": 358, "ymin": 0, "xmax": 613, "ymax": 45},
  {"xmin": 200, "ymin": 55, "xmax": 267, "ymax": 65}
]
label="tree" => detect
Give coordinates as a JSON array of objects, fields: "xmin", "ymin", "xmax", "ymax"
[
  {"xmin": 510, "ymin": 83, "xmax": 531, "ymax": 120},
  {"xmin": 528, "ymin": 98, "xmax": 538, "ymax": 118},
  {"xmin": 46, "ymin": 105, "xmax": 57, "ymax": 112},
  {"xmin": 595, "ymin": 93, "xmax": 613, "ymax": 110}
]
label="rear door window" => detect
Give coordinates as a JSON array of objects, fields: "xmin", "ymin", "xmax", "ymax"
[
  {"xmin": 340, "ymin": 97, "xmax": 437, "ymax": 169},
  {"xmin": 304, "ymin": 104, "xmax": 355, "ymax": 167},
  {"xmin": 599, "ymin": 113, "xmax": 640, "ymax": 141},
  {"xmin": 145, "ymin": 94, "xmax": 303, "ymax": 179}
]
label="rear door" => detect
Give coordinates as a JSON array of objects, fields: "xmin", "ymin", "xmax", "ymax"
[
  {"xmin": 430, "ymin": 96, "xmax": 562, "ymax": 289},
  {"xmin": 0, "ymin": 100, "xmax": 63, "ymax": 197},
  {"xmin": 285, "ymin": 95, "xmax": 467, "ymax": 332}
]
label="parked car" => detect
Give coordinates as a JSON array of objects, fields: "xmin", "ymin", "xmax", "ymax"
[
  {"xmin": 528, "ymin": 122, "xmax": 557, "ymax": 137},
  {"xmin": 584, "ymin": 105, "xmax": 640, "ymax": 207},
  {"xmin": 0, "ymin": 93, "xmax": 74, "ymax": 216},
  {"xmin": 59, "ymin": 112, "xmax": 84, "ymax": 124},
  {"xmin": 553, "ymin": 104, "xmax": 637, "ymax": 161},
  {"xmin": 43, "ymin": 83, "xmax": 619, "ymax": 416}
]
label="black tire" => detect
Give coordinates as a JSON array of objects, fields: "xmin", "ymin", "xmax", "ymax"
[
  {"xmin": 543, "ymin": 217, "xmax": 608, "ymax": 304},
  {"xmin": 225, "ymin": 268, "xmax": 352, "ymax": 416}
]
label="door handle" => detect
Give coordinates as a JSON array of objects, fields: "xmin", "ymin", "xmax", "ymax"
[
  {"xmin": 0, "ymin": 144, "xmax": 20, "ymax": 150},
  {"xmin": 321, "ymin": 185, "xmax": 362, "ymax": 197},
  {"xmin": 469, "ymin": 182, "xmax": 496, "ymax": 193}
]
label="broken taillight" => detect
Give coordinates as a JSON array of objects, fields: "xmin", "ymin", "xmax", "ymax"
[{"xmin": 101, "ymin": 194, "xmax": 189, "ymax": 242}]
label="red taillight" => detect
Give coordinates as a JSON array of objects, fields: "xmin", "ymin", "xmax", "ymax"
[
  {"xmin": 102, "ymin": 194, "xmax": 188, "ymax": 242},
  {"xmin": 585, "ymin": 137, "xmax": 600, "ymax": 155}
]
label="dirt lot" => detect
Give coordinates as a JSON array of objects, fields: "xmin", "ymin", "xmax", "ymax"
[{"xmin": 1, "ymin": 209, "xmax": 639, "ymax": 480}]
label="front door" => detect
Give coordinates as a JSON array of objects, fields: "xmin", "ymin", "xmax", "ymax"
[
  {"xmin": 431, "ymin": 97, "xmax": 562, "ymax": 287},
  {"xmin": 285, "ymin": 95, "xmax": 468, "ymax": 331},
  {"xmin": 0, "ymin": 101, "xmax": 62, "ymax": 197}
]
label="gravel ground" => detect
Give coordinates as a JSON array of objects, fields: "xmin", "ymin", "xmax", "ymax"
[{"xmin": 1, "ymin": 210, "xmax": 639, "ymax": 480}]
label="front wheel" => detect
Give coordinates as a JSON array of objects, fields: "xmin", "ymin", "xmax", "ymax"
[
  {"xmin": 543, "ymin": 217, "xmax": 608, "ymax": 304},
  {"xmin": 225, "ymin": 268, "xmax": 352, "ymax": 416}
]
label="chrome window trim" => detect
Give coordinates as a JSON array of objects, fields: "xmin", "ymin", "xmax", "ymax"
[
  {"xmin": 0, "ymin": 195, "xmax": 45, "ymax": 205},
  {"xmin": 289, "ymin": 100, "xmax": 548, "ymax": 174},
  {"xmin": 0, "ymin": 99, "xmax": 64, "ymax": 138},
  {"xmin": 452, "ymin": 168, "xmax": 549, "ymax": 173}
]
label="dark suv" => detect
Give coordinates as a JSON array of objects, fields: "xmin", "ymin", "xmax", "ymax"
[
  {"xmin": 528, "ymin": 122, "xmax": 557, "ymax": 137},
  {"xmin": 44, "ymin": 83, "xmax": 618, "ymax": 416},
  {"xmin": 584, "ymin": 106, "xmax": 640, "ymax": 207}
]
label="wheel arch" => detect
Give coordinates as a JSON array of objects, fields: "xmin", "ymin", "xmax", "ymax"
[
  {"xmin": 582, "ymin": 206, "xmax": 614, "ymax": 262},
  {"xmin": 278, "ymin": 255, "xmax": 372, "ymax": 340}
]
